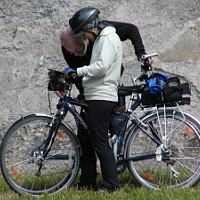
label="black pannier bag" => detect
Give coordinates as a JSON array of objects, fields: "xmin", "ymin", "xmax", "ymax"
[
  {"xmin": 141, "ymin": 76, "xmax": 191, "ymax": 106},
  {"xmin": 164, "ymin": 77, "xmax": 182, "ymax": 103},
  {"xmin": 180, "ymin": 82, "xmax": 191, "ymax": 104},
  {"xmin": 141, "ymin": 86, "xmax": 164, "ymax": 106},
  {"xmin": 164, "ymin": 77, "xmax": 191, "ymax": 105}
]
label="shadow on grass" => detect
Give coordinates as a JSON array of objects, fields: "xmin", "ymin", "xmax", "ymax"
[{"xmin": 71, "ymin": 170, "xmax": 141, "ymax": 190}]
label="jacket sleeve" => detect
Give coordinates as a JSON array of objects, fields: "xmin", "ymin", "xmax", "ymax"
[
  {"xmin": 61, "ymin": 45, "xmax": 75, "ymax": 68},
  {"xmin": 77, "ymin": 35, "xmax": 117, "ymax": 77},
  {"xmin": 104, "ymin": 20, "xmax": 146, "ymax": 59}
]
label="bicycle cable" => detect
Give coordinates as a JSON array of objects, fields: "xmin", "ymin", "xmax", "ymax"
[{"xmin": 48, "ymin": 91, "xmax": 52, "ymax": 113}]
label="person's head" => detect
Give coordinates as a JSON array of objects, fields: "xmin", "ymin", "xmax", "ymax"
[
  {"xmin": 60, "ymin": 28, "xmax": 88, "ymax": 57},
  {"xmin": 69, "ymin": 7, "xmax": 107, "ymax": 41}
]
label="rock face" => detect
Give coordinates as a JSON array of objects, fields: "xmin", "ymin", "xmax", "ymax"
[{"xmin": 0, "ymin": 0, "xmax": 200, "ymax": 136}]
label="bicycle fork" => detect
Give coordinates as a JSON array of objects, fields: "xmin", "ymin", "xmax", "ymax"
[{"xmin": 32, "ymin": 110, "xmax": 66, "ymax": 176}]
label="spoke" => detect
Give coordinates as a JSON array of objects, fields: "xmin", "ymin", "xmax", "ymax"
[
  {"xmin": 176, "ymin": 160, "xmax": 200, "ymax": 174},
  {"xmin": 169, "ymin": 157, "xmax": 198, "ymax": 161},
  {"xmin": 46, "ymin": 146, "xmax": 79, "ymax": 160},
  {"xmin": 7, "ymin": 157, "xmax": 34, "ymax": 168}
]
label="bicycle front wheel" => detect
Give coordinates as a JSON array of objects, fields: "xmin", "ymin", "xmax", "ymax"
[
  {"xmin": 126, "ymin": 109, "xmax": 200, "ymax": 189},
  {"xmin": 0, "ymin": 113, "xmax": 80, "ymax": 196}
]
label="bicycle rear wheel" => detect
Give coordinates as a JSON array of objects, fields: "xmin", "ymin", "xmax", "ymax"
[
  {"xmin": 126, "ymin": 109, "xmax": 200, "ymax": 189},
  {"xmin": 0, "ymin": 113, "xmax": 80, "ymax": 196}
]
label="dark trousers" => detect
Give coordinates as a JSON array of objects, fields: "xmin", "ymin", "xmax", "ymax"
[{"xmin": 77, "ymin": 100, "xmax": 119, "ymax": 189}]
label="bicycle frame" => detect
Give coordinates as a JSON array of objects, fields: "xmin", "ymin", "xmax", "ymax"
[
  {"xmin": 44, "ymin": 52, "xmax": 192, "ymax": 172},
  {"xmin": 48, "ymin": 87, "xmax": 165, "ymax": 166}
]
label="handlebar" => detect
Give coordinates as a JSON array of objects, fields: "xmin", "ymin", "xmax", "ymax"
[
  {"xmin": 132, "ymin": 53, "xmax": 158, "ymax": 84},
  {"xmin": 140, "ymin": 53, "xmax": 158, "ymax": 61},
  {"xmin": 140, "ymin": 52, "xmax": 158, "ymax": 72},
  {"xmin": 48, "ymin": 52, "xmax": 158, "ymax": 94}
]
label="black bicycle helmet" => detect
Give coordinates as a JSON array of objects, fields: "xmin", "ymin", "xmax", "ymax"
[{"xmin": 69, "ymin": 7, "xmax": 100, "ymax": 37}]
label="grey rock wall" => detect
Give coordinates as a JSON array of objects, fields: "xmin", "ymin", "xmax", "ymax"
[{"xmin": 0, "ymin": 0, "xmax": 200, "ymax": 136}]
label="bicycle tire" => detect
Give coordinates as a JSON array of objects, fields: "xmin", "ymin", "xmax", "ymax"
[
  {"xmin": 0, "ymin": 113, "xmax": 80, "ymax": 196},
  {"xmin": 125, "ymin": 109, "xmax": 200, "ymax": 189}
]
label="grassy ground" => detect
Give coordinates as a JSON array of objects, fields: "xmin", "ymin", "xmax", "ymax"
[{"xmin": 0, "ymin": 172, "xmax": 199, "ymax": 200}]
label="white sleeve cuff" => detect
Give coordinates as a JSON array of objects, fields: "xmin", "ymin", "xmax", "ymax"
[{"xmin": 77, "ymin": 68, "xmax": 84, "ymax": 76}]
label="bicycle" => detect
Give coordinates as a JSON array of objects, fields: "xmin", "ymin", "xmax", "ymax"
[{"xmin": 0, "ymin": 53, "xmax": 200, "ymax": 196}]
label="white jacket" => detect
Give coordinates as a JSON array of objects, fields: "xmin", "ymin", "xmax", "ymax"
[{"xmin": 77, "ymin": 26, "xmax": 122, "ymax": 102}]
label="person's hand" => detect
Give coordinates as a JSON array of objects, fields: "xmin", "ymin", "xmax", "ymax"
[
  {"xmin": 146, "ymin": 57, "xmax": 153, "ymax": 65},
  {"xmin": 63, "ymin": 68, "xmax": 77, "ymax": 79},
  {"xmin": 139, "ymin": 55, "xmax": 153, "ymax": 65}
]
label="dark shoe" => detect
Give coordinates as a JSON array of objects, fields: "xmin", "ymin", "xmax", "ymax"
[
  {"xmin": 77, "ymin": 183, "xmax": 97, "ymax": 191},
  {"xmin": 97, "ymin": 186, "xmax": 118, "ymax": 193}
]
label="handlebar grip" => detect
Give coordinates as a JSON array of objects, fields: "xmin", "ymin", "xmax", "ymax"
[
  {"xmin": 140, "ymin": 53, "xmax": 158, "ymax": 60},
  {"xmin": 69, "ymin": 72, "xmax": 77, "ymax": 79},
  {"xmin": 63, "ymin": 68, "xmax": 77, "ymax": 79}
]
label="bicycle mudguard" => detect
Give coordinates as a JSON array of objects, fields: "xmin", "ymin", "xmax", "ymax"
[{"xmin": 3, "ymin": 112, "xmax": 76, "ymax": 139}]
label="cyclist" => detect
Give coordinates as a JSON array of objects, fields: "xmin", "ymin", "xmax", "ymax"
[
  {"xmin": 60, "ymin": 16, "xmax": 153, "ymax": 99},
  {"xmin": 64, "ymin": 7, "xmax": 122, "ymax": 193}
]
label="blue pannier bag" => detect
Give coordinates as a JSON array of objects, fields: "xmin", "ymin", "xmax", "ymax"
[{"xmin": 146, "ymin": 73, "xmax": 169, "ymax": 94}]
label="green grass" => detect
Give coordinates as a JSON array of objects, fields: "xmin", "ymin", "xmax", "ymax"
[{"xmin": 0, "ymin": 172, "xmax": 199, "ymax": 200}]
